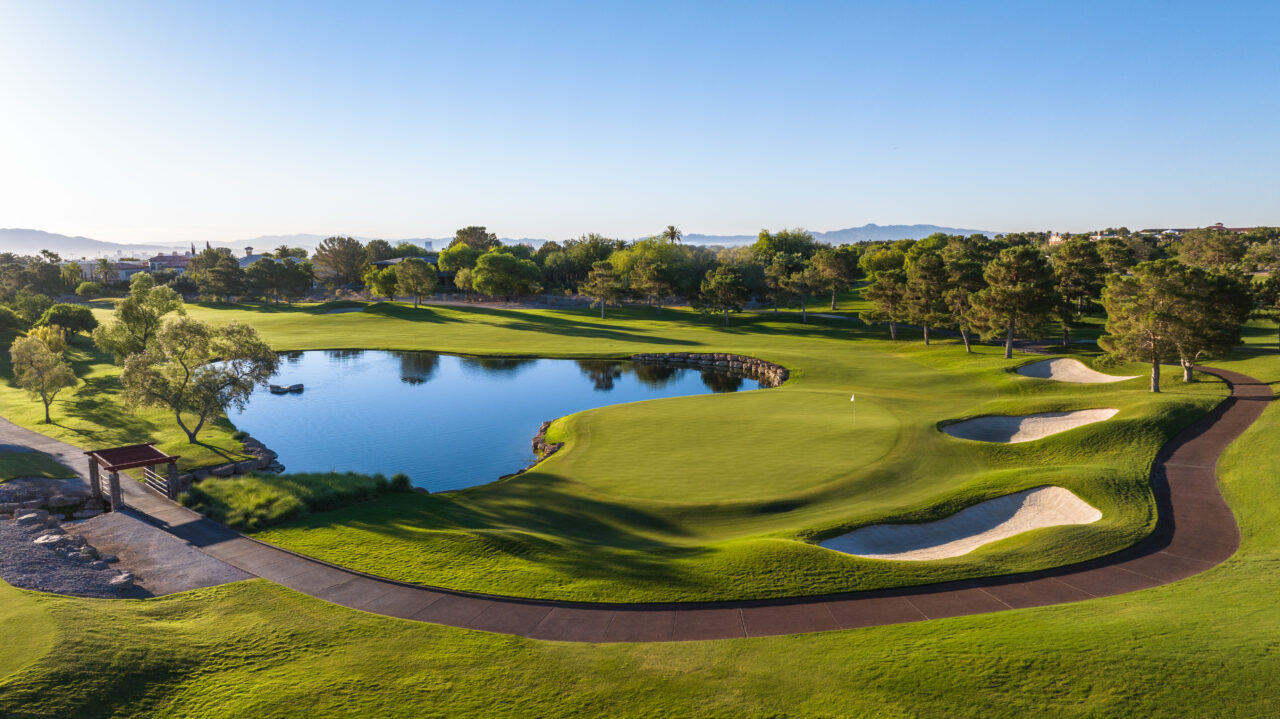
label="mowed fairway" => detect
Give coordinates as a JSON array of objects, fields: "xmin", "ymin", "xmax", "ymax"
[
  {"xmin": 68, "ymin": 300, "xmax": 1218, "ymax": 602},
  {"xmin": 0, "ymin": 346, "xmax": 1278, "ymax": 716}
]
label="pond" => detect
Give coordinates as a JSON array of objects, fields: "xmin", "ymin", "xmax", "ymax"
[{"xmin": 230, "ymin": 350, "xmax": 766, "ymax": 492}]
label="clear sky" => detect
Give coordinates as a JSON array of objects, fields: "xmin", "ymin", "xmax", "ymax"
[{"xmin": 2, "ymin": 1, "xmax": 1277, "ymax": 245}]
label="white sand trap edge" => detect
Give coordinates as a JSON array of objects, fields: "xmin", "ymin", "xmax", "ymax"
[
  {"xmin": 941, "ymin": 409, "xmax": 1119, "ymax": 443},
  {"xmin": 1017, "ymin": 358, "xmax": 1138, "ymax": 384},
  {"xmin": 820, "ymin": 486, "xmax": 1102, "ymax": 561}
]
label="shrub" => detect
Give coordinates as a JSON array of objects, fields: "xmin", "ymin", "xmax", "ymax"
[
  {"xmin": 180, "ymin": 471, "xmax": 399, "ymax": 531},
  {"xmin": 0, "ymin": 305, "xmax": 24, "ymax": 331},
  {"xmin": 35, "ymin": 303, "xmax": 98, "ymax": 336},
  {"xmin": 389, "ymin": 472, "xmax": 413, "ymax": 492},
  {"xmin": 76, "ymin": 281, "xmax": 105, "ymax": 298},
  {"xmin": 231, "ymin": 430, "xmax": 249, "ymax": 441}
]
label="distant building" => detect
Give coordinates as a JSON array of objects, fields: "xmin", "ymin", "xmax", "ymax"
[
  {"xmin": 1047, "ymin": 232, "xmax": 1066, "ymax": 246},
  {"xmin": 1138, "ymin": 223, "xmax": 1259, "ymax": 236},
  {"xmin": 423, "ymin": 240, "xmax": 433, "ymax": 252},
  {"xmin": 238, "ymin": 246, "xmax": 271, "ymax": 268},
  {"xmin": 148, "ymin": 252, "xmax": 191, "ymax": 274}
]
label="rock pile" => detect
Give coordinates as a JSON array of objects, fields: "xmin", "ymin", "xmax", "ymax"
[
  {"xmin": 531, "ymin": 420, "xmax": 564, "ymax": 459},
  {"xmin": 177, "ymin": 434, "xmax": 283, "ymax": 488},
  {"xmin": 0, "ymin": 481, "xmax": 103, "ymax": 521},
  {"xmin": 630, "ymin": 352, "xmax": 790, "ymax": 387},
  {"xmin": 0, "ymin": 508, "xmax": 137, "ymax": 597}
]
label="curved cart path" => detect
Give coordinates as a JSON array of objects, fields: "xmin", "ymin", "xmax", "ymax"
[{"xmin": 1, "ymin": 367, "xmax": 1269, "ymax": 642}]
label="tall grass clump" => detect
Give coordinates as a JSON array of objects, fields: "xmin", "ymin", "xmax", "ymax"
[{"xmin": 180, "ymin": 471, "xmax": 412, "ymax": 531}]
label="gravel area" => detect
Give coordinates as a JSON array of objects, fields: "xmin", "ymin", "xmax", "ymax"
[{"xmin": 0, "ymin": 515, "xmax": 145, "ymax": 598}]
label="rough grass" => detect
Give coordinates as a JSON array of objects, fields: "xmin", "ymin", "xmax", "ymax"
[
  {"xmin": 0, "ymin": 450, "xmax": 76, "ymax": 481},
  {"xmin": 179, "ymin": 471, "xmax": 403, "ymax": 531}
]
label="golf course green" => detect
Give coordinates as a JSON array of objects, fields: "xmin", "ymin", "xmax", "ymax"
[{"xmin": 1, "ymin": 301, "xmax": 1278, "ymax": 716}]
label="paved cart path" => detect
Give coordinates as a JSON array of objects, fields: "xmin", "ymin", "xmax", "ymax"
[{"xmin": 0, "ymin": 366, "xmax": 1268, "ymax": 642}]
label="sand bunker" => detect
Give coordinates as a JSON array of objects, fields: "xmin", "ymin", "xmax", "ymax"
[
  {"xmin": 941, "ymin": 409, "xmax": 1118, "ymax": 443},
  {"xmin": 820, "ymin": 486, "xmax": 1102, "ymax": 561},
  {"xmin": 1017, "ymin": 358, "xmax": 1137, "ymax": 384}
]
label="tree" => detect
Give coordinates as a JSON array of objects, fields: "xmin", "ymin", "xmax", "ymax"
[
  {"xmin": 1244, "ymin": 241, "xmax": 1280, "ymax": 273},
  {"xmin": 1168, "ymin": 269, "xmax": 1251, "ymax": 381},
  {"xmin": 92, "ymin": 272, "xmax": 185, "ymax": 361},
  {"xmin": 272, "ymin": 245, "xmax": 308, "ymax": 260},
  {"xmin": 860, "ymin": 269, "xmax": 907, "ymax": 340},
  {"xmin": 11, "ymin": 291, "xmax": 53, "ymax": 326},
  {"xmin": 449, "ymin": 226, "xmax": 501, "ymax": 251},
  {"xmin": 858, "ymin": 246, "xmax": 907, "ymax": 278},
  {"xmin": 94, "ymin": 258, "xmax": 116, "ymax": 283},
  {"xmin": 968, "ymin": 245, "xmax": 1056, "ymax": 359},
  {"xmin": 752, "ymin": 228, "xmax": 818, "ymax": 262},
  {"xmin": 10, "ymin": 334, "xmax": 76, "ymax": 423},
  {"xmin": 942, "ymin": 236, "xmax": 987, "ymax": 353},
  {"xmin": 1253, "ymin": 273, "xmax": 1280, "ymax": 348},
  {"xmin": 629, "ymin": 257, "xmax": 675, "ymax": 315},
  {"xmin": 695, "ymin": 266, "xmax": 749, "ymax": 325},
  {"xmin": 471, "ymin": 251, "xmax": 542, "ymax": 300},
  {"xmin": 76, "ymin": 281, "xmax": 105, "ymax": 298},
  {"xmin": 365, "ymin": 239, "xmax": 396, "ymax": 262},
  {"xmin": 361, "ymin": 265, "xmax": 399, "ymax": 300},
  {"xmin": 903, "ymin": 251, "xmax": 950, "ymax": 344},
  {"xmin": 764, "ymin": 253, "xmax": 804, "ymax": 314},
  {"xmin": 278, "ymin": 258, "xmax": 314, "ymax": 304},
  {"xmin": 60, "ymin": 262, "xmax": 84, "ymax": 289},
  {"xmin": 661, "ymin": 225, "xmax": 683, "ymax": 244},
  {"xmin": 1100, "ymin": 261, "xmax": 1186, "ymax": 393},
  {"xmin": 0, "ymin": 306, "xmax": 23, "ymax": 331},
  {"xmin": 437, "ymin": 244, "xmax": 482, "ymax": 273},
  {"xmin": 28, "ymin": 325, "xmax": 67, "ymax": 355},
  {"xmin": 396, "ymin": 258, "xmax": 437, "ymax": 307},
  {"xmin": 1177, "ymin": 228, "xmax": 1246, "ymax": 271},
  {"xmin": 35, "ymin": 304, "xmax": 98, "ymax": 337},
  {"xmin": 810, "ymin": 246, "xmax": 862, "ymax": 310},
  {"xmin": 774, "ymin": 255, "xmax": 821, "ymax": 323},
  {"xmin": 1096, "ymin": 236, "xmax": 1136, "ymax": 274},
  {"xmin": 583, "ymin": 261, "xmax": 623, "ymax": 318},
  {"xmin": 1052, "ymin": 238, "xmax": 1107, "ymax": 346},
  {"xmin": 120, "ymin": 317, "xmax": 279, "ymax": 443},
  {"xmin": 312, "ymin": 236, "xmax": 368, "ymax": 287},
  {"xmin": 454, "ymin": 267, "xmax": 475, "ymax": 299}
]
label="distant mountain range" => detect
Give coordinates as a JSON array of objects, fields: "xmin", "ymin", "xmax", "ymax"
[{"xmin": 0, "ymin": 223, "xmax": 998, "ymax": 258}]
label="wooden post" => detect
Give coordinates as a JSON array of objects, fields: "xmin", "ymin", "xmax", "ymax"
[
  {"xmin": 108, "ymin": 471, "xmax": 123, "ymax": 510},
  {"xmin": 167, "ymin": 462, "xmax": 180, "ymax": 500},
  {"xmin": 89, "ymin": 460, "xmax": 101, "ymax": 499}
]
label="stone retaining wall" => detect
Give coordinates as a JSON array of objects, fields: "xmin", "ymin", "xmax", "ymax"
[
  {"xmin": 629, "ymin": 352, "xmax": 790, "ymax": 387},
  {"xmin": 177, "ymin": 435, "xmax": 284, "ymax": 488}
]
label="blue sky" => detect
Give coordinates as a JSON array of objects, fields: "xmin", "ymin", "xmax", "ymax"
[{"xmin": 1, "ymin": 1, "xmax": 1276, "ymax": 244}]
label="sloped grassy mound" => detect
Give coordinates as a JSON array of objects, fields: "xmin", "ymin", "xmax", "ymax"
[{"xmin": 181, "ymin": 471, "xmax": 412, "ymax": 531}]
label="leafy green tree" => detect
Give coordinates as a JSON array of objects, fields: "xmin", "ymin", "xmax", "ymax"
[
  {"xmin": 471, "ymin": 251, "xmax": 542, "ymax": 300},
  {"xmin": 1096, "ymin": 235, "xmax": 1136, "ymax": 274},
  {"xmin": 752, "ymin": 228, "xmax": 818, "ymax": 262},
  {"xmin": 903, "ymin": 251, "xmax": 950, "ymax": 344},
  {"xmin": 449, "ymin": 226, "xmax": 501, "ymax": 251},
  {"xmin": 1168, "ymin": 269, "xmax": 1251, "ymax": 381},
  {"xmin": 764, "ymin": 253, "xmax": 804, "ymax": 314},
  {"xmin": 272, "ymin": 245, "xmax": 308, "ymax": 259},
  {"xmin": 60, "ymin": 262, "xmax": 84, "ymax": 289},
  {"xmin": 1253, "ymin": 273, "xmax": 1280, "ymax": 348},
  {"xmin": 76, "ymin": 281, "xmax": 105, "ymax": 298},
  {"xmin": 1100, "ymin": 261, "xmax": 1187, "ymax": 393},
  {"xmin": 278, "ymin": 259, "xmax": 313, "ymax": 305},
  {"xmin": 695, "ymin": 266, "xmax": 749, "ymax": 326},
  {"xmin": 968, "ymin": 245, "xmax": 1056, "ymax": 358},
  {"xmin": 629, "ymin": 257, "xmax": 675, "ymax": 315},
  {"xmin": 941, "ymin": 236, "xmax": 987, "ymax": 353},
  {"xmin": 540, "ymin": 251, "xmax": 577, "ymax": 289},
  {"xmin": 10, "ymin": 334, "xmax": 77, "ymax": 423},
  {"xmin": 196, "ymin": 252, "xmax": 245, "ymax": 302},
  {"xmin": 584, "ymin": 261, "xmax": 623, "ymax": 318},
  {"xmin": 0, "ymin": 306, "xmax": 24, "ymax": 331},
  {"xmin": 396, "ymin": 258, "xmax": 437, "ymax": 307},
  {"xmin": 438, "ymin": 244, "xmax": 481, "ymax": 273},
  {"xmin": 661, "ymin": 225, "xmax": 683, "ymax": 244},
  {"xmin": 362, "ymin": 265, "xmax": 400, "ymax": 300},
  {"xmin": 860, "ymin": 269, "xmax": 907, "ymax": 340},
  {"xmin": 1244, "ymin": 241, "xmax": 1280, "ymax": 273},
  {"xmin": 392, "ymin": 241, "xmax": 432, "ymax": 259},
  {"xmin": 454, "ymin": 267, "xmax": 475, "ymax": 298},
  {"xmin": 365, "ymin": 239, "xmax": 396, "ymax": 262},
  {"xmin": 810, "ymin": 246, "xmax": 862, "ymax": 310},
  {"xmin": 92, "ymin": 273, "xmax": 185, "ymax": 361},
  {"xmin": 120, "ymin": 316, "xmax": 279, "ymax": 443},
  {"xmin": 11, "ymin": 291, "xmax": 53, "ymax": 326},
  {"xmin": 1052, "ymin": 238, "xmax": 1107, "ymax": 346},
  {"xmin": 312, "ymin": 236, "xmax": 368, "ymax": 287},
  {"xmin": 1176, "ymin": 228, "xmax": 1246, "ymax": 270},
  {"xmin": 777, "ymin": 257, "xmax": 822, "ymax": 323},
  {"xmin": 858, "ymin": 246, "xmax": 907, "ymax": 278},
  {"xmin": 34, "ymin": 304, "xmax": 97, "ymax": 337},
  {"xmin": 94, "ymin": 258, "xmax": 116, "ymax": 283}
]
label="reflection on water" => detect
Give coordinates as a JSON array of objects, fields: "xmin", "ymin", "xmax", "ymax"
[{"xmin": 231, "ymin": 351, "xmax": 764, "ymax": 492}]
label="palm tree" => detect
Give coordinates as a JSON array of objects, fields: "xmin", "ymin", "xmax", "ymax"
[
  {"xmin": 661, "ymin": 225, "xmax": 682, "ymax": 244},
  {"xmin": 95, "ymin": 257, "xmax": 115, "ymax": 283}
]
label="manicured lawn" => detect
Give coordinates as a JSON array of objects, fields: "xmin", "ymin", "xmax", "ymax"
[
  {"xmin": 0, "ymin": 306, "xmax": 1277, "ymax": 716},
  {"xmin": 135, "ymin": 301, "xmax": 1222, "ymax": 601},
  {"xmin": 0, "ymin": 450, "xmax": 76, "ymax": 482}
]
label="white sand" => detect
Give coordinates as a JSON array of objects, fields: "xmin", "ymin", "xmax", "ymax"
[
  {"xmin": 820, "ymin": 486, "xmax": 1102, "ymax": 561},
  {"xmin": 1017, "ymin": 358, "xmax": 1137, "ymax": 384},
  {"xmin": 941, "ymin": 409, "xmax": 1118, "ymax": 443}
]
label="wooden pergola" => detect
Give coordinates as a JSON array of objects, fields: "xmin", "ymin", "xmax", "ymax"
[{"xmin": 85, "ymin": 443, "xmax": 181, "ymax": 509}]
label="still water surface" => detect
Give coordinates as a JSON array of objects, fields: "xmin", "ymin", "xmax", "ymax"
[{"xmin": 231, "ymin": 350, "xmax": 761, "ymax": 492}]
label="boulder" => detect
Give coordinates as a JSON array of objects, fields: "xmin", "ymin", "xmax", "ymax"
[
  {"xmin": 101, "ymin": 554, "xmax": 119, "ymax": 564},
  {"xmin": 0, "ymin": 502, "xmax": 21, "ymax": 514},
  {"xmin": 73, "ymin": 509, "xmax": 103, "ymax": 520},
  {"xmin": 211, "ymin": 464, "xmax": 235, "ymax": 478},
  {"xmin": 234, "ymin": 460, "xmax": 259, "ymax": 474},
  {"xmin": 33, "ymin": 534, "xmax": 71, "ymax": 547},
  {"xmin": 88, "ymin": 560, "xmax": 108, "ymax": 570},
  {"xmin": 14, "ymin": 510, "xmax": 49, "ymax": 526},
  {"xmin": 108, "ymin": 573, "xmax": 134, "ymax": 588},
  {"xmin": 46, "ymin": 494, "xmax": 81, "ymax": 509}
]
